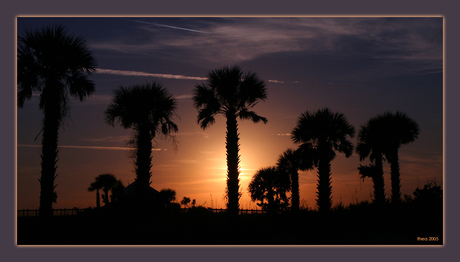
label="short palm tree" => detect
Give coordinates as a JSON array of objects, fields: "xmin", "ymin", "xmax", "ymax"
[
  {"xmin": 88, "ymin": 174, "xmax": 121, "ymax": 207},
  {"xmin": 248, "ymin": 166, "xmax": 291, "ymax": 214},
  {"xmin": 277, "ymin": 148, "xmax": 303, "ymax": 212},
  {"xmin": 356, "ymin": 117, "xmax": 387, "ymax": 205},
  {"xmin": 97, "ymin": 174, "xmax": 119, "ymax": 206},
  {"xmin": 110, "ymin": 179, "xmax": 125, "ymax": 203},
  {"xmin": 193, "ymin": 65, "xmax": 267, "ymax": 217},
  {"xmin": 377, "ymin": 111, "xmax": 420, "ymax": 203},
  {"xmin": 88, "ymin": 180, "xmax": 103, "ymax": 208},
  {"xmin": 17, "ymin": 25, "xmax": 96, "ymax": 217},
  {"xmin": 292, "ymin": 108, "xmax": 355, "ymax": 212},
  {"xmin": 105, "ymin": 83, "xmax": 178, "ymax": 200},
  {"xmin": 358, "ymin": 164, "xmax": 384, "ymax": 204}
]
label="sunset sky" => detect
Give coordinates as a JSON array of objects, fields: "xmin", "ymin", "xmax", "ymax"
[{"xmin": 16, "ymin": 16, "xmax": 443, "ymax": 210}]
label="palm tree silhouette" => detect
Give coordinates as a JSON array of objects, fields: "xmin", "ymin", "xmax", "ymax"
[
  {"xmin": 17, "ymin": 25, "xmax": 96, "ymax": 217},
  {"xmin": 292, "ymin": 108, "xmax": 355, "ymax": 212},
  {"xmin": 110, "ymin": 179, "xmax": 125, "ymax": 203},
  {"xmin": 193, "ymin": 65, "xmax": 267, "ymax": 217},
  {"xmin": 356, "ymin": 117, "xmax": 387, "ymax": 205},
  {"xmin": 97, "ymin": 174, "xmax": 119, "ymax": 206},
  {"xmin": 88, "ymin": 174, "xmax": 120, "ymax": 207},
  {"xmin": 358, "ymin": 164, "xmax": 384, "ymax": 204},
  {"xmin": 248, "ymin": 166, "xmax": 291, "ymax": 214},
  {"xmin": 377, "ymin": 112, "xmax": 420, "ymax": 203},
  {"xmin": 105, "ymin": 83, "xmax": 178, "ymax": 201},
  {"xmin": 277, "ymin": 148, "xmax": 304, "ymax": 212},
  {"xmin": 88, "ymin": 180, "xmax": 103, "ymax": 208}
]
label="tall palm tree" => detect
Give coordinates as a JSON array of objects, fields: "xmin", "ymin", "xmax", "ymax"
[
  {"xmin": 292, "ymin": 108, "xmax": 355, "ymax": 212},
  {"xmin": 193, "ymin": 65, "xmax": 267, "ymax": 217},
  {"xmin": 105, "ymin": 82, "xmax": 178, "ymax": 201},
  {"xmin": 356, "ymin": 117, "xmax": 387, "ymax": 205},
  {"xmin": 88, "ymin": 180, "xmax": 103, "ymax": 208},
  {"xmin": 17, "ymin": 25, "xmax": 96, "ymax": 217},
  {"xmin": 377, "ymin": 111, "xmax": 420, "ymax": 203},
  {"xmin": 248, "ymin": 166, "xmax": 291, "ymax": 214}
]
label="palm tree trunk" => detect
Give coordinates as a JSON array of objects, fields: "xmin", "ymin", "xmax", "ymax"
[
  {"xmin": 291, "ymin": 171, "xmax": 300, "ymax": 212},
  {"xmin": 225, "ymin": 110, "xmax": 240, "ymax": 217},
  {"xmin": 317, "ymin": 153, "xmax": 332, "ymax": 212},
  {"xmin": 39, "ymin": 95, "xmax": 61, "ymax": 218},
  {"xmin": 135, "ymin": 125, "xmax": 153, "ymax": 199},
  {"xmin": 374, "ymin": 155, "xmax": 385, "ymax": 205},
  {"xmin": 103, "ymin": 188, "xmax": 110, "ymax": 206},
  {"xmin": 267, "ymin": 186, "xmax": 275, "ymax": 215},
  {"xmin": 390, "ymin": 148, "xmax": 401, "ymax": 203},
  {"xmin": 96, "ymin": 189, "xmax": 100, "ymax": 208}
]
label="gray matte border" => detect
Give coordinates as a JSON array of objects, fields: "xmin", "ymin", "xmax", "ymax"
[{"xmin": 3, "ymin": 0, "xmax": 457, "ymax": 261}]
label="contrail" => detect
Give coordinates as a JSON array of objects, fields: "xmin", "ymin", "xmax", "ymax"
[
  {"xmin": 95, "ymin": 68, "xmax": 207, "ymax": 81},
  {"xmin": 123, "ymin": 18, "xmax": 210, "ymax": 34},
  {"xmin": 18, "ymin": 144, "xmax": 162, "ymax": 151}
]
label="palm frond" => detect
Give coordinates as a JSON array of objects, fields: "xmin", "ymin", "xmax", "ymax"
[{"xmin": 238, "ymin": 108, "xmax": 268, "ymax": 124}]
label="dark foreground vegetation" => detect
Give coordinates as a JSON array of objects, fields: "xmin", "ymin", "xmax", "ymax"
[{"xmin": 17, "ymin": 200, "xmax": 442, "ymax": 245}]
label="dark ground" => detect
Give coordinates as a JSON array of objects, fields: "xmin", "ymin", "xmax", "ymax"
[{"xmin": 17, "ymin": 202, "xmax": 443, "ymax": 245}]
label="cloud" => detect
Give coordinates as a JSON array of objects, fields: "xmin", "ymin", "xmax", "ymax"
[
  {"xmin": 175, "ymin": 94, "xmax": 193, "ymax": 100},
  {"xmin": 17, "ymin": 144, "xmax": 162, "ymax": 151},
  {"xmin": 91, "ymin": 18, "xmax": 442, "ymax": 77},
  {"xmin": 277, "ymin": 133, "xmax": 291, "ymax": 136},
  {"xmin": 124, "ymin": 18, "xmax": 210, "ymax": 34},
  {"xmin": 80, "ymin": 136, "xmax": 131, "ymax": 143},
  {"xmin": 95, "ymin": 68, "xmax": 207, "ymax": 81}
]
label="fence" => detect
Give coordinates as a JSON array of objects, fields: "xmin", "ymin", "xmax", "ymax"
[
  {"xmin": 17, "ymin": 208, "xmax": 85, "ymax": 217},
  {"xmin": 18, "ymin": 208, "xmax": 266, "ymax": 217}
]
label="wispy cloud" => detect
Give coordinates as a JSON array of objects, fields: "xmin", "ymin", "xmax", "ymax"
[
  {"xmin": 175, "ymin": 94, "xmax": 193, "ymax": 100},
  {"xmin": 95, "ymin": 68, "xmax": 292, "ymax": 86},
  {"xmin": 91, "ymin": 18, "xmax": 441, "ymax": 78},
  {"xmin": 124, "ymin": 18, "xmax": 210, "ymax": 34},
  {"xmin": 80, "ymin": 136, "xmax": 131, "ymax": 143},
  {"xmin": 18, "ymin": 144, "xmax": 163, "ymax": 151},
  {"xmin": 95, "ymin": 68, "xmax": 207, "ymax": 81},
  {"xmin": 277, "ymin": 133, "xmax": 291, "ymax": 136}
]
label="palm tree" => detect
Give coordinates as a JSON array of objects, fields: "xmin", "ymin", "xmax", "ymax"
[
  {"xmin": 88, "ymin": 174, "xmax": 120, "ymax": 207},
  {"xmin": 193, "ymin": 65, "xmax": 267, "ymax": 217},
  {"xmin": 358, "ymin": 164, "xmax": 384, "ymax": 204},
  {"xmin": 110, "ymin": 179, "xmax": 125, "ymax": 203},
  {"xmin": 356, "ymin": 117, "xmax": 387, "ymax": 205},
  {"xmin": 277, "ymin": 148, "xmax": 303, "ymax": 212},
  {"xmin": 377, "ymin": 112, "xmax": 420, "ymax": 203},
  {"xmin": 105, "ymin": 83, "xmax": 178, "ymax": 201},
  {"xmin": 291, "ymin": 108, "xmax": 355, "ymax": 212},
  {"xmin": 248, "ymin": 166, "xmax": 291, "ymax": 214},
  {"xmin": 97, "ymin": 174, "xmax": 119, "ymax": 206},
  {"xmin": 88, "ymin": 180, "xmax": 103, "ymax": 208},
  {"xmin": 17, "ymin": 25, "xmax": 96, "ymax": 217}
]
